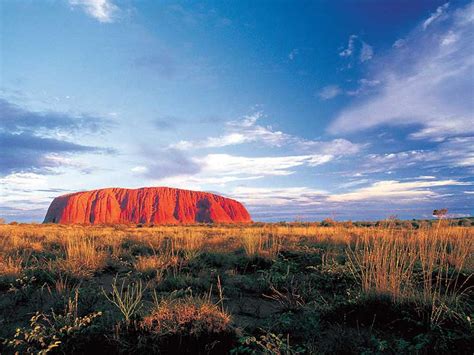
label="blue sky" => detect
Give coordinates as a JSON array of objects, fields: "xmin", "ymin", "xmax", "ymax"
[{"xmin": 1, "ymin": 0, "xmax": 473, "ymax": 222}]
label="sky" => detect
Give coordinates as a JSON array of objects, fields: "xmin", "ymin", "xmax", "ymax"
[{"xmin": 1, "ymin": 0, "xmax": 473, "ymax": 222}]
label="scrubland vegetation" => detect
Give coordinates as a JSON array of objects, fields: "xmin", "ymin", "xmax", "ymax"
[{"xmin": 0, "ymin": 221, "xmax": 472, "ymax": 354}]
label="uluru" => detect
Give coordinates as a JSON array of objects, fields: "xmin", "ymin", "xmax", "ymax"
[{"xmin": 43, "ymin": 187, "xmax": 252, "ymax": 225}]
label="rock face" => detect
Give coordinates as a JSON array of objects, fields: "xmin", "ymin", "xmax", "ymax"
[{"xmin": 43, "ymin": 187, "xmax": 252, "ymax": 225}]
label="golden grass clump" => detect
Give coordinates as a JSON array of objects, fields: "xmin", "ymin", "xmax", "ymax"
[
  {"xmin": 58, "ymin": 237, "xmax": 107, "ymax": 278},
  {"xmin": 0, "ymin": 254, "xmax": 24, "ymax": 278},
  {"xmin": 143, "ymin": 296, "xmax": 232, "ymax": 336},
  {"xmin": 347, "ymin": 225, "xmax": 474, "ymax": 325},
  {"xmin": 241, "ymin": 232, "xmax": 263, "ymax": 256},
  {"xmin": 347, "ymin": 234, "xmax": 417, "ymax": 301}
]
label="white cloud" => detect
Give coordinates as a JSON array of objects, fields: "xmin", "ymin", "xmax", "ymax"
[
  {"xmin": 423, "ymin": 3, "xmax": 449, "ymax": 30},
  {"xmin": 339, "ymin": 35, "xmax": 374, "ymax": 63},
  {"xmin": 392, "ymin": 39, "xmax": 406, "ymax": 48},
  {"xmin": 199, "ymin": 153, "xmax": 333, "ymax": 177},
  {"xmin": 339, "ymin": 35, "xmax": 358, "ymax": 57},
  {"xmin": 173, "ymin": 133, "xmax": 248, "ymax": 150},
  {"xmin": 172, "ymin": 111, "xmax": 363, "ymax": 157},
  {"xmin": 328, "ymin": 179, "xmax": 468, "ymax": 202},
  {"xmin": 318, "ymin": 85, "xmax": 341, "ymax": 100},
  {"xmin": 358, "ymin": 137, "xmax": 474, "ymax": 174},
  {"xmin": 171, "ymin": 112, "xmax": 289, "ymax": 149},
  {"xmin": 288, "ymin": 49, "xmax": 299, "ymax": 60},
  {"xmin": 150, "ymin": 174, "xmax": 263, "ymax": 191},
  {"xmin": 346, "ymin": 78, "xmax": 380, "ymax": 96},
  {"xmin": 360, "ymin": 42, "xmax": 374, "ymax": 62},
  {"xmin": 149, "ymin": 152, "xmax": 334, "ymax": 190},
  {"xmin": 228, "ymin": 178, "xmax": 469, "ymax": 207},
  {"xmin": 329, "ymin": 2, "xmax": 474, "ymax": 140},
  {"xmin": 231, "ymin": 186, "xmax": 326, "ymax": 206},
  {"xmin": 131, "ymin": 166, "xmax": 149, "ymax": 174},
  {"xmin": 0, "ymin": 172, "xmax": 47, "ymax": 187},
  {"xmin": 440, "ymin": 30, "xmax": 458, "ymax": 45},
  {"xmin": 0, "ymin": 173, "xmax": 53, "ymax": 212},
  {"xmin": 69, "ymin": 0, "xmax": 119, "ymax": 23}
]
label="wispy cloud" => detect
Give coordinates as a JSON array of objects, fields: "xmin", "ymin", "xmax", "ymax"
[
  {"xmin": 339, "ymin": 34, "xmax": 374, "ymax": 63},
  {"xmin": 0, "ymin": 98, "xmax": 114, "ymax": 175},
  {"xmin": 329, "ymin": 2, "xmax": 474, "ymax": 141},
  {"xmin": 231, "ymin": 186, "xmax": 326, "ymax": 206},
  {"xmin": 360, "ymin": 42, "xmax": 374, "ymax": 62},
  {"xmin": 359, "ymin": 135, "xmax": 474, "ymax": 176},
  {"xmin": 0, "ymin": 172, "xmax": 73, "ymax": 221},
  {"xmin": 228, "ymin": 178, "xmax": 468, "ymax": 207},
  {"xmin": 340, "ymin": 34, "xmax": 358, "ymax": 57},
  {"xmin": 172, "ymin": 111, "xmax": 363, "ymax": 156},
  {"xmin": 328, "ymin": 179, "xmax": 467, "ymax": 202},
  {"xmin": 318, "ymin": 85, "xmax": 341, "ymax": 100},
  {"xmin": 147, "ymin": 152, "xmax": 334, "ymax": 185},
  {"xmin": 0, "ymin": 98, "xmax": 112, "ymax": 135},
  {"xmin": 130, "ymin": 148, "xmax": 201, "ymax": 179},
  {"xmin": 68, "ymin": 0, "xmax": 119, "ymax": 23},
  {"xmin": 288, "ymin": 48, "xmax": 299, "ymax": 60},
  {"xmin": 230, "ymin": 178, "xmax": 468, "ymax": 208},
  {"xmin": 199, "ymin": 153, "xmax": 333, "ymax": 176},
  {"xmin": 423, "ymin": 2, "xmax": 449, "ymax": 30}
]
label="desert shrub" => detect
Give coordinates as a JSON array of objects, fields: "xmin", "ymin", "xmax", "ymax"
[
  {"xmin": 321, "ymin": 218, "xmax": 336, "ymax": 227},
  {"xmin": 127, "ymin": 294, "xmax": 238, "ymax": 354},
  {"xmin": 458, "ymin": 219, "xmax": 472, "ymax": 227},
  {"xmin": 143, "ymin": 295, "xmax": 231, "ymax": 336}
]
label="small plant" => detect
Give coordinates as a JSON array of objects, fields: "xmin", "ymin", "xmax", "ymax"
[
  {"xmin": 103, "ymin": 277, "xmax": 145, "ymax": 323},
  {"xmin": 232, "ymin": 330, "xmax": 305, "ymax": 354},
  {"xmin": 4, "ymin": 291, "xmax": 102, "ymax": 354}
]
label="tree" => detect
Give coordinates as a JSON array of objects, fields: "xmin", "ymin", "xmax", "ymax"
[
  {"xmin": 433, "ymin": 209, "xmax": 448, "ymax": 219},
  {"xmin": 321, "ymin": 218, "xmax": 336, "ymax": 227}
]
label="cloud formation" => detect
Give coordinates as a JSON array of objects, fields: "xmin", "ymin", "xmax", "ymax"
[
  {"xmin": 172, "ymin": 111, "xmax": 362, "ymax": 156},
  {"xmin": 328, "ymin": 179, "xmax": 468, "ymax": 202},
  {"xmin": 360, "ymin": 136, "xmax": 474, "ymax": 174},
  {"xmin": 339, "ymin": 34, "xmax": 374, "ymax": 63},
  {"xmin": 68, "ymin": 0, "xmax": 119, "ymax": 23},
  {"xmin": 131, "ymin": 148, "xmax": 201, "ymax": 179},
  {"xmin": 0, "ymin": 98, "xmax": 111, "ymax": 135},
  {"xmin": 330, "ymin": 2, "xmax": 474, "ymax": 140},
  {"xmin": 230, "ymin": 178, "xmax": 468, "ymax": 206},
  {"xmin": 0, "ymin": 98, "xmax": 114, "ymax": 175},
  {"xmin": 142, "ymin": 152, "xmax": 334, "ymax": 190},
  {"xmin": 231, "ymin": 186, "xmax": 326, "ymax": 206},
  {"xmin": 318, "ymin": 85, "xmax": 341, "ymax": 100},
  {"xmin": 423, "ymin": 2, "xmax": 449, "ymax": 30}
]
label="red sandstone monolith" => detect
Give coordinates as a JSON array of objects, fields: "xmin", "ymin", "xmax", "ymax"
[{"xmin": 43, "ymin": 187, "xmax": 252, "ymax": 224}]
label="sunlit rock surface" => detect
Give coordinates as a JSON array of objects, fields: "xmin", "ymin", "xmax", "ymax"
[{"xmin": 43, "ymin": 187, "xmax": 252, "ymax": 224}]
